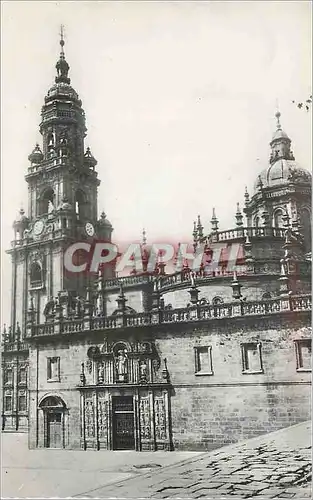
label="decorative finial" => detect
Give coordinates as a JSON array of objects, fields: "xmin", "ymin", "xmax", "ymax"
[
  {"xmin": 257, "ymin": 174, "xmax": 264, "ymax": 190},
  {"xmin": 235, "ymin": 203, "xmax": 243, "ymax": 227},
  {"xmin": 211, "ymin": 208, "xmax": 219, "ymax": 232},
  {"xmin": 244, "ymin": 186, "xmax": 250, "ymax": 205},
  {"xmin": 275, "ymin": 100, "xmax": 282, "ymax": 130},
  {"xmin": 142, "ymin": 228, "xmax": 147, "ymax": 246},
  {"xmin": 197, "ymin": 215, "xmax": 203, "ymax": 238}
]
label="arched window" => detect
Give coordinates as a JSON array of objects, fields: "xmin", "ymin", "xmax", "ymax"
[
  {"xmin": 273, "ymin": 209, "xmax": 284, "ymax": 228},
  {"xmin": 262, "ymin": 292, "xmax": 272, "ymax": 300},
  {"xmin": 47, "ymin": 133, "xmax": 55, "ymax": 158},
  {"xmin": 39, "ymin": 188, "xmax": 54, "ymax": 215},
  {"xmin": 59, "ymin": 134, "xmax": 68, "ymax": 158},
  {"xmin": 254, "ymin": 216, "xmax": 260, "ymax": 228},
  {"xmin": 212, "ymin": 296, "xmax": 224, "ymax": 305},
  {"xmin": 30, "ymin": 262, "xmax": 42, "ymax": 286},
  {"xmin": 75, "ymin": 190, "xmax": 86, "ymax": 220},
  {"xmin": 301, "ymin": 208, "xmax": 312, "ymax": 252}
]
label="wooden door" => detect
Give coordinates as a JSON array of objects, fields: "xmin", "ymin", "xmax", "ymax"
[
  {"xmin": 112, "ymin": 397, "xmax": 135, "ymax": 450},
  {"xmin": 46, "ymin": 412, "xmax": 62, "ymax": 448}
]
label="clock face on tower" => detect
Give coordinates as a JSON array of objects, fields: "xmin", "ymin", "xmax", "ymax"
[
  {"xmin": 33, "ymin": 219, "xmax": 44, "ymax": 236},
  {"xmin": 85, "ymin": 222, "xmax": 95, "ymax": 237}
]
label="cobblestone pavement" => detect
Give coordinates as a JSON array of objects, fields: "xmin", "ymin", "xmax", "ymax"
[{"xmin": 76, "ymin": 421, "xmax": 312, "ymax": 499}]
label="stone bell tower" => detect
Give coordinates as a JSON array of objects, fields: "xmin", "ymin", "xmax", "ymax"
[{"xmin": 7, "ymin": 28, "xmax": 113, "ymax": 335}]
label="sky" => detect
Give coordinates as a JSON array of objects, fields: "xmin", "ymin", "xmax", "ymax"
[{"xmin": 1, "ymin": 1, "xmax": 312, "ymax": 327}]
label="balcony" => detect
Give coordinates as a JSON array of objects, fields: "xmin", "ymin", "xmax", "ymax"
[
  {"xmin": 2, "ymin": 341, "xmax": 29, "ymax": 352},
  {"xmin": 25, "ymin": 294, "xmax": 311, "ymax": 339}
]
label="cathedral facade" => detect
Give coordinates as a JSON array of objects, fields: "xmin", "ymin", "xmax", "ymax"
[{"xmin": 1, "ymin": 35, "xmax": 311, "ymax": 451}]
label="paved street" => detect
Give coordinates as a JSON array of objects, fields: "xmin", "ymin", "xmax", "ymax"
[
  {"xmin": 1, "ymin": 421, "xmax": 311, "ymax": 499},
  {"xmin": 1, "ymin": 433, "xmax": 200, "ymax": 498},
  {"xmin": 76, "ymin": 421, "xmax": 312, "ymax": 499}
]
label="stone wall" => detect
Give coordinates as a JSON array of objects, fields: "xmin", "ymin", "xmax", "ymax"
[{"xmin": 27, "ymin": 313, "xmax": 311, "ymax": 451}]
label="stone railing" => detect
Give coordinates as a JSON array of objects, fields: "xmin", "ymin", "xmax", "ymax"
[
  {"xmin": 215, "ymin": 226, "xmax": 286, "ymax": 241},
  {"xmin": 25, "ymin": 294, "xmax": 311, "ymax": 339},
  {"xmin": 104, "ymin": 274, "xmax": 153, "ymax": 289},
  {"xmin": 2, "ymin": 341, "xmax": 29, "ymax": 352}
]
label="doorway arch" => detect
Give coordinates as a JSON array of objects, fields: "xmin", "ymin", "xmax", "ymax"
[{"xmin": 39, "ymin": 395, "xmax": 67, "ymax": 448}]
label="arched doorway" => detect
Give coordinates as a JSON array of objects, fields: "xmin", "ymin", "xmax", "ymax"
[{"xmin": 39, "ymin": 396, "xmax": 66, "ymax": 448}]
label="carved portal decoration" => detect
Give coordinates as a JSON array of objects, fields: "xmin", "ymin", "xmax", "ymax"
[
  {"xmin": 97, "ymin": 392, "xmax": 108, "ymax": 441},
  {"xmin": 84, "ymin": 392, "xmax": 95, "ymax": 439},
  {"xmin": 155, "ymin": 397, "xmax": 166, "ymax": 441},
  {"xmin": 139, "ymin": 397, "xmax": 151, "ymax": 440},
  {"xmin": 80, "ymin": 388, "xmax": 171, "ymax": 451},
  {"xmin": 84, "ymin": 338, "xmax": 165, "ymax": 386}
]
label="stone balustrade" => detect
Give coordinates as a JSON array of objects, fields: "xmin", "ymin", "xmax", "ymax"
[
  {"xmin": 2, "ymin": 341, "xmax": 29, "ymax": 352},
  {"xmin": 20, "ymin": 293, "xmax": 311, "ymax": 339},
  {"xmin": 210, "ymin": 226, "xmax": 286, "ymax": 242}
]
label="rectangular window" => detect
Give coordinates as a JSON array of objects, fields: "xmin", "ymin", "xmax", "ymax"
[
  {"xmin": 18, "ymin": 367, "xmax": 27, "ymax": 385},
  {"xmin": 18, "ymin": 394, "xmax": 27, "ymax": 412},
  {"xmin": 195, "ymin": 346, "xmax": 213, "ymax": 375},
  {"xmin": 4, "ymin": 369, "xmax": 13, "ymax": 385},
  {"xmin": 47, "ymin": 357, "xmax": 60, "ymax": 381},
  {"xmin": 241, "ymin": 343, "xmax": 263, "ymax": 374},
  {"xmin": 4, "ymin": 394, "xmax": 12, "ymax": 412},
  {"xmin": 295, "ymin": 339, "xmax": 311, "ymax": 372}
]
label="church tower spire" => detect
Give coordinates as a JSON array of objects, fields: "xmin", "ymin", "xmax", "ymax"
[{"xmin": 7, "ymin": 28, "xmax": 114, "ymax": 333}]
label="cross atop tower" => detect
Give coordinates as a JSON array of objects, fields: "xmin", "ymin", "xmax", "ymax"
[{"xmin": 60, "ymin": 24, "xmax": 65, "ymax": 55}]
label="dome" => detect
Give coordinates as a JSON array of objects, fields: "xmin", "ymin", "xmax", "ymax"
[
  {"xmin": 13, "ymin": 208, "xmax": 29, "ymax": 229},
  {"xmin": 46, "ymin": 82, "xmax": 79, "ymax": 101},
  {"xmin": 271, "ymin": 129, "xmax": 290, "ymax": 142},
  {"xmin": 98, "ymin": 212, "xmax": 112, "ymax": 227},
  {"xmin": 84, "ymin": 147, "xmax": 97, "ymax": 168},
  {"xmin": 254, "ymin": 159, "xmax": 312, "ymax": 192},
  {"xmin": 28, "ymin": 144, "xmax": 43, "ymax": 164}
]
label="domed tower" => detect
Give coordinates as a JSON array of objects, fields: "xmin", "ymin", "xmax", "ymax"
[
  {"xmin": 26, "ymin": 27, "xmax": 100, "ymax": 226},
  {"xmin": 244, "ymin": 111, "xmax": 312, "ymax": 252},
  {"xmin": 7, "ymin": 28, "xmax": 113, "ymax": 332}
]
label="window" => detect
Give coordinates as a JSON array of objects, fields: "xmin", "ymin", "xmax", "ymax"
[
  {"xmin": 262, "ymin": 292, "xmax": 272, "ymax": 300},
  {"xmin": 241, "ymin": 343, "xmax": 263, "ymax": 374},
  {"xmin": 212, "ymin": 296, "xmax": 224, "ymax": 305},
  {"xmin": 30, "ymin": 262, "xmax": 42, "ymax": 287},
  {"xmin": 75, "ymin": 190, "xmax": 86, "ymax": 220},
  {"xmin": 195, "ymin": 346, "xmax": 213, "ymax": 375},
  {"xmin": 18, "ymin": 392, "xmax": 27, "ymax": 412},
  {"xmin": 273, "ymin": 209, "xmax": 284, "ymax": 228},
  {"xmin": 47, "ymin": 357, "xmax": 60, "ymax": 381},
  {"xmin": 254, "ymin": 216, "xmax": 260, "ymax": 228},
  {"xmin": 295, "ymin": 339, "xmax": 311, "ymax": 372},
  {"xmin": 4, "ymin": 392, "xmax": 12, "ymax": 412},
  {"xmin": 18, "ymin": 367, "xmax": 27, "ymax": 385},
  {"xmin": 39, "ymin": 188, "xmax": 55, "ymax": 215},
  {"xmin": 4, "ymin": 368, "xmax": 13, "ymax": 385}
]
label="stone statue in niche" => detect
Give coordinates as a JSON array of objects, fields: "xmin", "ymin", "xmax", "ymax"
[
  {"xmin": 86, "ymin": 358, "xmax": 92, "ymax": 374},
  {"xmin": 115, "ymin": 349, "xmax": 127, "ymax": 382},
  {"xmin": 139, "ymin": 359, "xmax": 148, "ymax": 383},
  {"xmin": 98, "ymin": 361, "xmax": 104, "ymax": 384}
]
